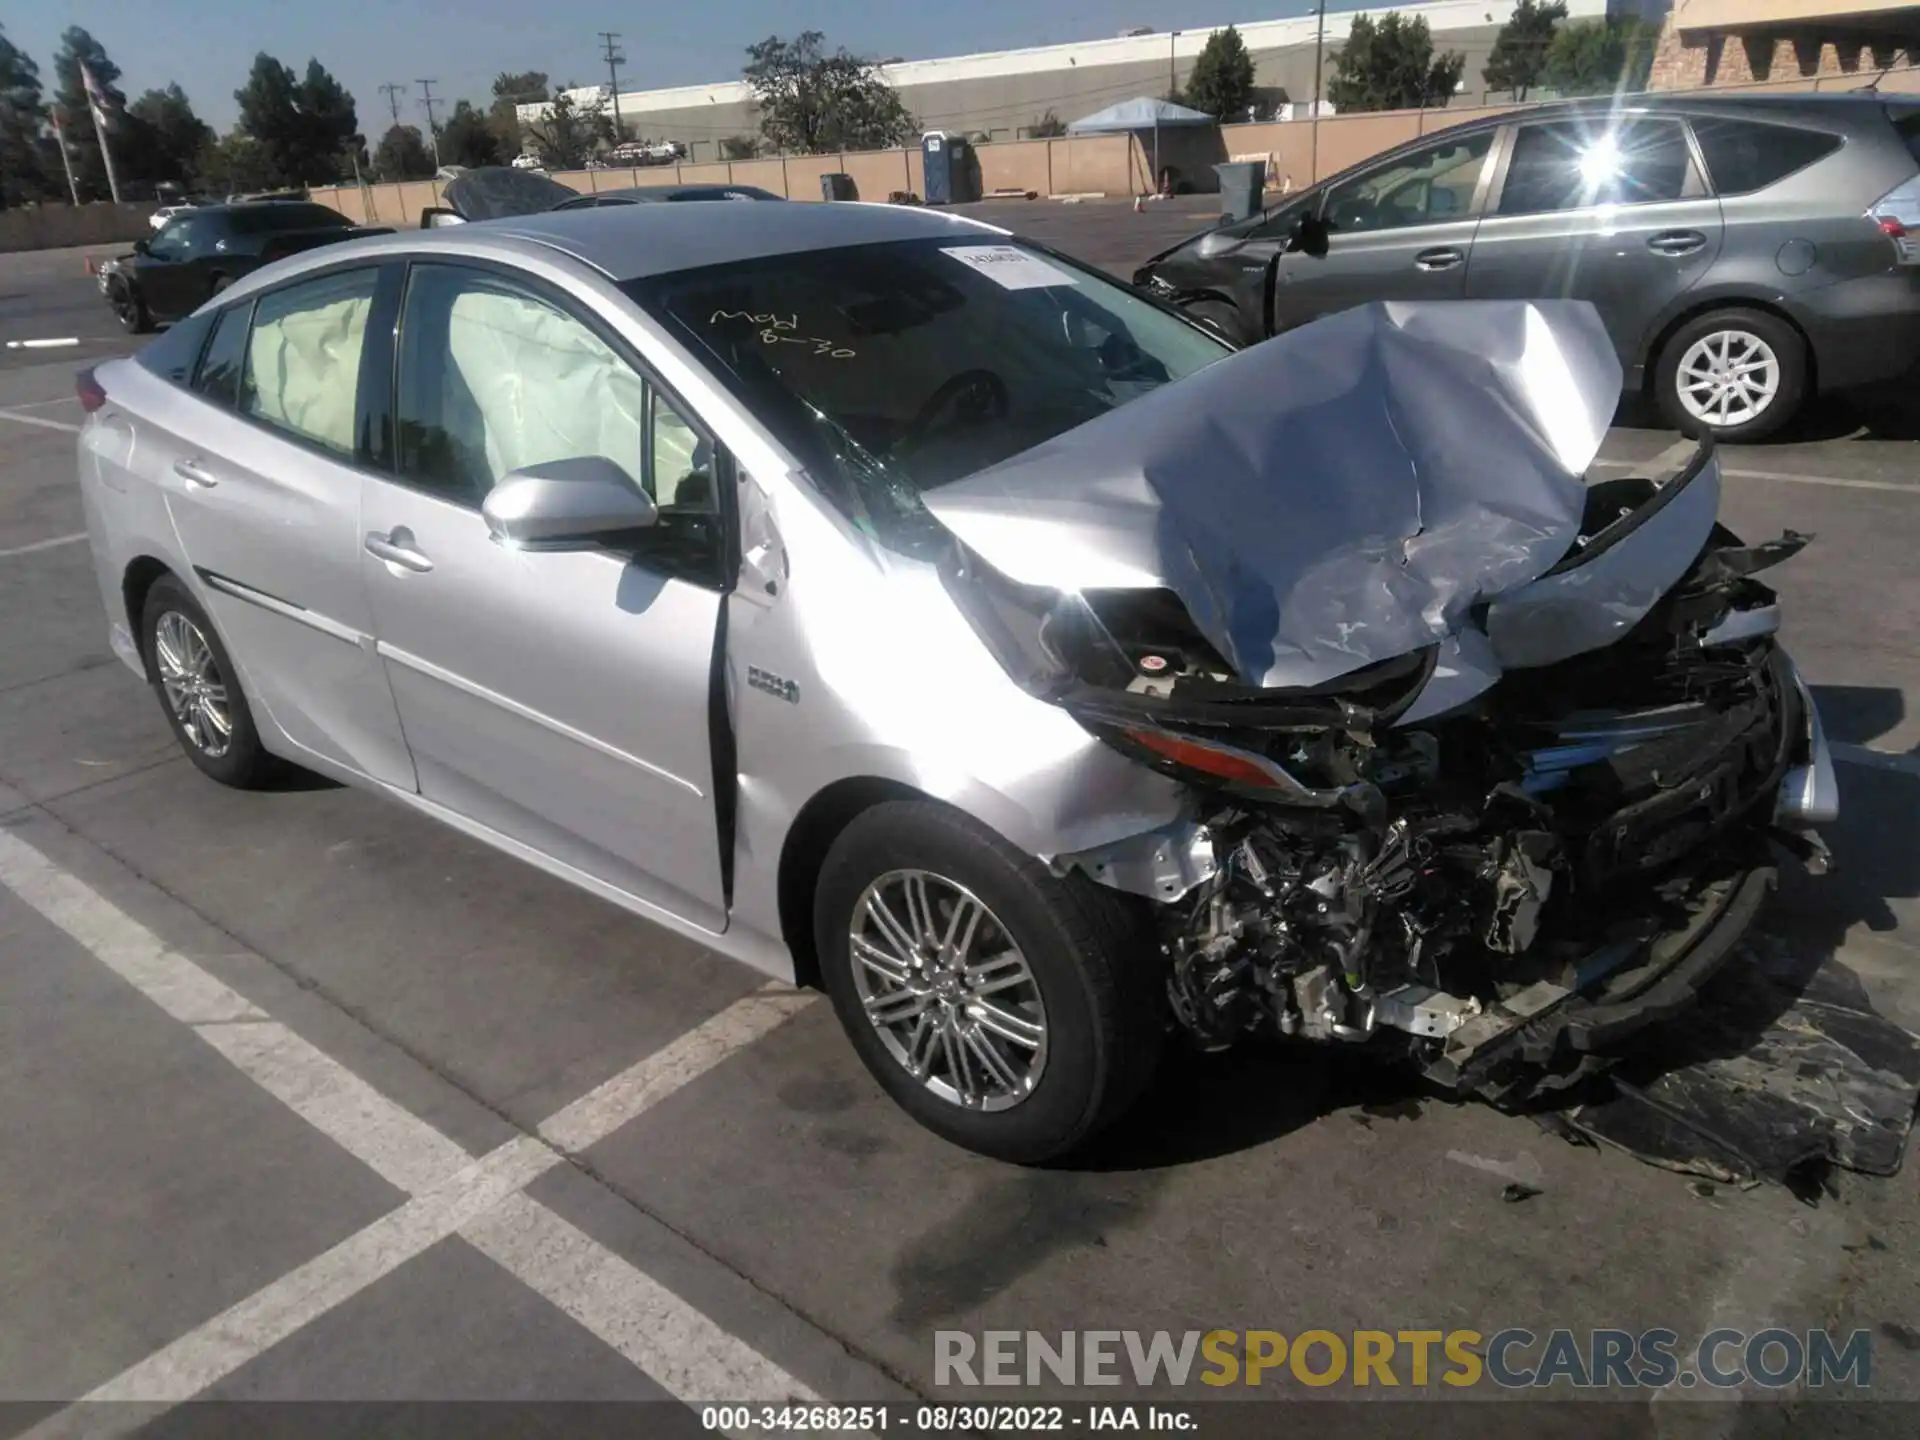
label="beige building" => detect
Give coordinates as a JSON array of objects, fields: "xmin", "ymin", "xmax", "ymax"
[
  {"xmin": 1648, "ymin": 0, "xmax": 1920, "ymax": 88},
  {"xmin": 523, "ymin": 0, "xmax": 1615, "ymax": 161}
]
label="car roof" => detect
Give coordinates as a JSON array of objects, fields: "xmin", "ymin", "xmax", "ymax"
[
  {"xmin": 278, "ymin": 201, "xmax": 1007, "ymax": 285},
  {"xmin": 1414, "ymin": 90, "xmax": 1900, "ymax": 142},
  {"xmin": 586, "ymin": 184, "xmax": 780, "ymax": 202}
]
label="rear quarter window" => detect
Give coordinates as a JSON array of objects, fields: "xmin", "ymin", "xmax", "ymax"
[
  {"xmin": 135, "ymin": 309, "xmax": 217, "ymax": 386},
  {"xmin": 1689, "ymin": 117, "xmax": 1843, "ymax": 196},
  {"xmin": 1895, "ymin": 107, "xmax": 1920, "ymax": 165}
]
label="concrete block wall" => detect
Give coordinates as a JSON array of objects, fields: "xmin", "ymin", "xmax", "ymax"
[{"xmin": 0, "ymin": 202, "xmax": 157, "ymax": 255}]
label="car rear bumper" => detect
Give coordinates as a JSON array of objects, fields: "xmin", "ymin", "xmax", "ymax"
[{"xmin": 1793, "ymin": 269, "xmax": 1920, "ymax": 391}]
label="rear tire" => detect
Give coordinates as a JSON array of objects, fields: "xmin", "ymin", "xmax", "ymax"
[
  {"xmin": 1654, "ymin": 308, "xmax": 1806, "ymax": 443},
  {"xmin": 140, "ymin": 575, "xmax": 279, "ymax": 789},
  {"xmin": 815, "ymin": 801, "xmax": 1164, "ymax": 1163}
]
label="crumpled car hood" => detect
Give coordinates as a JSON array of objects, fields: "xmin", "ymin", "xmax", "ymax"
[{"xmin": 923, "ymin": 300, "xmax": 1628, "ymax": 690}]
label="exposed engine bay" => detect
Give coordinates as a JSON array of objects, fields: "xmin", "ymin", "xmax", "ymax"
[
  {"xmin": 944, "ymin": 443, "xmax": 1826, "ymax": 1102},
  {"xmin": 918, "ymin": 299, "xmax": 1888, "ymax": 1175}
]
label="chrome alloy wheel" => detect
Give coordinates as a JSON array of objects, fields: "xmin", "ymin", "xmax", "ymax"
[
  {"xmin": 153, "ymin": 611, "xmax": 233, "ymax": 759},
  {"xmin": 848, "ymin": 870, "xmax": 1047, "ymax": 1112},
  {"xmin": 1676, "ymin": 329, "xmax": 1780, "ymax": 429}
]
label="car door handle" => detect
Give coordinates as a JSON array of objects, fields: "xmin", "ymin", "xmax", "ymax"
[
  {"xmin": 364, "ymin": 528, "xmax": 433, "ymax": 574},
  {"xmin": 172, "ymin": 458, "xmax": 217, "ymax": 489},
  {"xmin": 1413, "ymin": 246, "xmax": 1464, "ymax": 272},
  {"xmin": 1647, "ymin": 230, "xmax": 1706, "ymax": 257}
]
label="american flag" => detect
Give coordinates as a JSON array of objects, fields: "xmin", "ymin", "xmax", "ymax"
[{"xmin": 80, "ymin": 61, "xmax": 114, "ymax": 129}]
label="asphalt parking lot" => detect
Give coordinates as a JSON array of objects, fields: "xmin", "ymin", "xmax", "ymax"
[{"xmin": 4, "ymin": 198, "xmax": 1920, "ymax": 1432}]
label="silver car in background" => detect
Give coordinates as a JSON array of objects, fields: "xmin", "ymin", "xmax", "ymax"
[{"xmin": 77, "ymin": 203, "xmax": 1834, "ymax": 1162}]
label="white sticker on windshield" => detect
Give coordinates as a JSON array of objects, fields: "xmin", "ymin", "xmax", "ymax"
[{"xmin": 943, "ymin": 245, "xmax": 1079, "ymax": 291}]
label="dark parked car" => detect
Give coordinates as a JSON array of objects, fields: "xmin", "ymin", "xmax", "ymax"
[
  {"xmin": 549, "ymin": 183, "xmax": 783, "ymax": 208},
  {"xmin": 1136, "ymin": 94, "xmax": 1920, "ymax": 441},
  {"xmin": 105, "ymin": 202, "xmax": 385, "ymax": 333}
]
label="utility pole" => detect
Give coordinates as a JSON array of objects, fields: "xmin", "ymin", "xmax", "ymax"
[
  {"xmin": 1309, "ymin": 0, "xmax": 1327, "ymax": 184},
  {"xmin": 415, "ymin": 78, "xmax": 443, "ymax": 168},
  {"xmin": 379, "ymin": 82, "xmax": 406, "ymax": 130},
  {"xmin": 598, "ymin": 31, "xmax": 626, "ymax": 143}
]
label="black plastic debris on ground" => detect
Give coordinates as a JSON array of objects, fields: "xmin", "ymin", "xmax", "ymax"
[{"xmin": 1555, "ymin": 941, "xmax": 1920, "ymax": 1190}]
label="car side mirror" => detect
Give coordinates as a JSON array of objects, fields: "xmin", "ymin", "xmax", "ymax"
[
  {"xmin": 420, "ymin": 207, "xmax": 467, "ymax": 228},
  {"xmin": 481, "ymin": 457, "xmax": 657, "ymax": 549},
  {"xmin": 132, "ymin": 238, "xmax": 151, "ymax": 256},
  {"xmin": 1286, "ymin": 215, "xmax": 1330, "ymax": 259}
]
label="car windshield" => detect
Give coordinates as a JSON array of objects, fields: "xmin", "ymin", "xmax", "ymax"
[{"xmin": 627, "ymin": 237, "xmax": 1228, "ymax": 553}]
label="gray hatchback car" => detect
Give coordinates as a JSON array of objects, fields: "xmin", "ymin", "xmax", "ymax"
[{"xmin": 1138, "ymin": 93, "xmax": 1920, "ymax": 441}]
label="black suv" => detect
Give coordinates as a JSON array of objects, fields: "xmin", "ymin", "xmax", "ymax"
[
  {"xmin": 1137, "ymin": 94, "xmax": 1920, "ymax": 441},
  {"xmin": 105, "ymin": 202, "xmax": 385, "ymax": 332}
]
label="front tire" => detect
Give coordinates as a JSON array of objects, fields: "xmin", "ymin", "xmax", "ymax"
[
  {"xmin": 1182, "ymin": 297, "xmax": 1246, "ymax": 346},
  {"xmin": 140, "ymin": 575, "xmax": 279, "ymax": 788},
  {"xmin": 110, "ymin": 278, "xmax": 153, "ymax": 334},
  {"xmin": 1654, "ymin": 308, "xmax": 1807, "ymax": 443},
  {"xmin": 815, "ymin": 801, "xmax": 1164, "ymax": 1163}
]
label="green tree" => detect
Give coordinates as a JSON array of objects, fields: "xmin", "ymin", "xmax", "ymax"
[
  {"xmin": 525, "ymin": 88, "xmax": 611, "ymax": 168},
  {"xmin": 235, "ymin": 53, "xmax": 362, "ymax": 184},
  {"xmin": 490, "ymin": 70, "xmax": 548, "ymax": 154},
  {"xmin": 196, "ymin": 130, "xmax": 276, "ymax": 197},
  {"xmin": 1183, "ymin": 26, "xmax": 1258, "ymax": 119},
  {"xmin": 1326, "ymin": 13, "xmax": 1465, "ymax": 113},
  {"xmin": 742, "ymin": 32, "xmax": 916, "ymax": 155},
  {"xmin": 440, "ymin": 100, "xmax": 505, "ymax": 168},
  {"xmin": 1026, "ymin": 109, "xmax": 1067, "ymax": 139},
  {"xmin": 1483, "ymin": 0, "xmax": 1566, "ymax": 101},
  {"xmin": 719, "ymin": 133, "xmax": 759, "ymax": 159},
  {"xmin": 374, "ymin": 123, "xmax": 434, "ymax": 179},
  {"xmin": 0, "ymin": 23, "xmax": 54, "ymax": 206},
  {"xmin": 52, "ymin": 27, "xmax": 127, "ymax": 199},
  {"xmin": 1542, "ymin": 18, "xmax": 1661, "ymax": 96},
  {"xmin": 121, "ymin": 84, "xmax": 213, "ymax": 190}
]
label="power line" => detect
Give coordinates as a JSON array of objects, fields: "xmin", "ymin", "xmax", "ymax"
[
  {"xmin": 415, "ymin": 77, "xmax": 443, "ymax": 167},
  {"xmin": 378, "ymin": 82, "xmax": 407, "ymax": 130},
  {"xmin": 598, "ymin": 32, "xmax": 627, "ymax": 140}
]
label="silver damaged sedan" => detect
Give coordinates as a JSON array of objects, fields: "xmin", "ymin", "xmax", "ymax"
[{"xmin": 77, "ymin": 203, "xmax": 1837, "ymax": 1161}]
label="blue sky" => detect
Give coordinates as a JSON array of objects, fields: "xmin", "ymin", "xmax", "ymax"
[{"xmin": 12, "ymin": 2, "xmax": 1323, "ymax": 134}]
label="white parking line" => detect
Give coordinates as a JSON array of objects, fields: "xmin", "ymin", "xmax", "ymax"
[
  {"xmin": 0, "ymin": 825, "xmax": 824, "ymax": 1420},
  {"xmin": 48, "ymin": 1139, "xmax": 559, "ymax": 1419},
  {"xmin": 0, "ymin": 533, "xmax": 87, "ymax": 559},
  {"xmin": 464, "ymin": 1193, "xmax": 827, "ymax": 1407},
  {"xmin": 1834, "ymin": 742, "xmax": 1920, "ymax": 778},
  {"xmin": 1592, "ymin": 455, "xmax": 1918, "ymax": 494},
  {"xmin": 540, "ymin": 987, "xmax": 815, "ymax": 1154},
  {"xmin": 0, "ymin": 407, "xmax": 81, "ymax": 434},
  {"xmin": 5, "ymin": 337, "xmax": 80, "ymax": 349}
]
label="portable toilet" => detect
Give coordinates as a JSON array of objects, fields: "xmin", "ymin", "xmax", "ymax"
[{"xmin": 922, "ymin": 131, "xmax": 977, "ymax": 205}]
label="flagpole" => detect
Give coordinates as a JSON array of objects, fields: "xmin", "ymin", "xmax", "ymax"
[
  {"xmin": 88, "ymin": 102, "xmax": 122, "ymax": 203},
  {"xmin": 80, "ymin": 63, "xmax": 123, "ymax": 203},
  {"xmin": 50, "ymin": 110, "xmax": 82, "ymax": 205}
]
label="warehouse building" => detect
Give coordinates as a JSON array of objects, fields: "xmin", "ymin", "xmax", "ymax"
[{"xmin": 523, "ymin": 0, "xmax": 1618, "ymax": 161}]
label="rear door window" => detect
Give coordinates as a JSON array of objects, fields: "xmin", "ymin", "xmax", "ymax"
[
  {"xmin": 1689, "ymin": 117, "xmax": 1842, "ymax": 195},
  {"xmin": 1497, "ymin": 119, "xmax": 1696, "ymax": 215},
  {"xmin": 238, "ymin": 267, "xmax": 378, "ymax": 456}
]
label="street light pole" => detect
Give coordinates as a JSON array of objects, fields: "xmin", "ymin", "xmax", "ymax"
[{"xmin": 1309, "ymin": 0, "xmax": 1326, "ymax": 183}]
